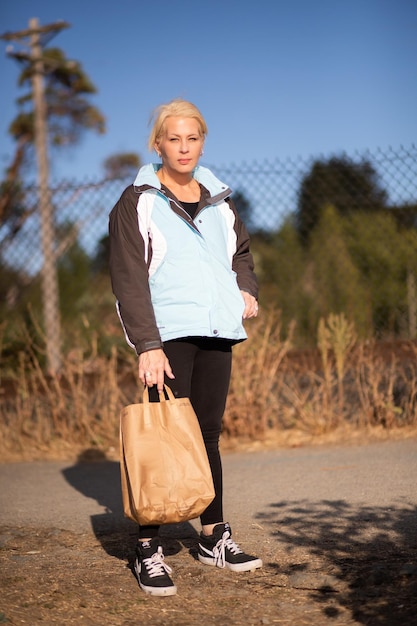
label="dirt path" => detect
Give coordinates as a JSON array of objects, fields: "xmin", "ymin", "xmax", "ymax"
[{"xmin": 1, "ymin": 438, "xmax": 417, "ymax": 625}]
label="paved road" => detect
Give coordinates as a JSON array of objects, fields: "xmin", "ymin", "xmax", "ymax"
[{"xmin": 0, "ymin": 438, "xmax": 416, "ymax": 535}]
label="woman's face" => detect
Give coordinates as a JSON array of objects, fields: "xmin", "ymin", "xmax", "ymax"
[{"xmin": 156, "ymin": 117, "xmax": 204, "ymax": 176}]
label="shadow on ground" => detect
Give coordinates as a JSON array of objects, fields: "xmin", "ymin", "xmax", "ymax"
[
  {"xmin": 257, "ymin": 498, "xmax": 417, "ymax": 625},
  {"xmin": 61, "ymin": 448, "xmax": 199, "ymax": 566},
  {"xmin": 61, "ymin": 448, "xmax": 417, "ymax": 625}
]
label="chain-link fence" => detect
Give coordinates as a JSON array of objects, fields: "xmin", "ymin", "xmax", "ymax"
[
  {"xmin": 1, "ymin": 144, "xmax": 416, "ymax": 366},
  {"xmin": 2, "ymin": 145, "xmax": 416, "ymax": 272}
]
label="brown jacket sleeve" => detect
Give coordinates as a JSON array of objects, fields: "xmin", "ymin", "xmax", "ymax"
[
  {"xmin": 108, "ymin": 186, "xmax": 162, "ymax": 355},
  {"xmin": 228, "ymin": 198, "xmax": 258, "ymax": 299}
]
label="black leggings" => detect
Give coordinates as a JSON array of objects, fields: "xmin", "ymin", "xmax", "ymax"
[{"xmin": 138, "ymin": 337, "xmax": 232, "ymax": 539}]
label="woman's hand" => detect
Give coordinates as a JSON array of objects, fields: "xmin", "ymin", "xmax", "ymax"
[
  {"xmin": 138, "ymin": 348, "xmax": 175, "ymax": 392},
  {"xmin": 241, "ymin": 290, "xmax": 259, "ymax": 319}
]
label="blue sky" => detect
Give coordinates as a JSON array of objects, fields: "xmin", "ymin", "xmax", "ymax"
[{"xmin": 1, "ymin": 0, "xmax": 416, "ymax": 182}]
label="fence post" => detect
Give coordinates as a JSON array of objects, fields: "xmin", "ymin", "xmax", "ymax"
[
  {"xmin": 407, "ymin": 269, "xmax": 416, "ymax": 340},
  {"xmin": 30, "ymin": 17, "xmax": 61, "ymax": 373}
]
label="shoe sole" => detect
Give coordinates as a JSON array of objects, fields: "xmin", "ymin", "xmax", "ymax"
[
  {"xmin": 134, "ymin": 561, "xmax": 177, "ymax": 596},
  {"xmin": 198, "ymin": 554, "xmax": 263, "ymax": 572},
  {"xmin": 139, "ymin": 582, "xmax": 177, "ymax": 596}
]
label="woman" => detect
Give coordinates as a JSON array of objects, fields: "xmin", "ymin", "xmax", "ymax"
[{"xmin": 109, "ymin": 99, "xmax": 262, "ymax": 596}]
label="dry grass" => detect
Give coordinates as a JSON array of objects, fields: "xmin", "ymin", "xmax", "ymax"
[
  {"xmin": 0, "ymin": 333, "xmax": 138, "ymax": 461},
  {"xmin": 225, "ymin": 310, "xmax": 416, "ymax": 438},
  {"xmin": 0, "ymin": 311, "xmax": 416, "ymax": 461}
]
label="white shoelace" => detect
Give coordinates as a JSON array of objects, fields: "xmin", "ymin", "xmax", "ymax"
[
  {"xmin": 143, "ymin": 546, "xmax": 173, "ymax": 579},
  {"xmin": 212, "ymin": 530, "xmax": 243, "ymax": 568}
]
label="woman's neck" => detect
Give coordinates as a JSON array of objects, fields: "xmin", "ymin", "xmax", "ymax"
[{"xmin": 157, "ymin": 168, "xmax": 200, "ymax": 202}]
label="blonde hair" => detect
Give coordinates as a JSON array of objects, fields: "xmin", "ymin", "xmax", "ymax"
[{"xmin": 148, "ymin": 99, "xmax": 208, "ymax": 152}]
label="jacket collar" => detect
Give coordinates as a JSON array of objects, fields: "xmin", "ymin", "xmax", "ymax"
[{"xmin": 133, "ymin": 164, "xmax": 232, "ymax": 202}]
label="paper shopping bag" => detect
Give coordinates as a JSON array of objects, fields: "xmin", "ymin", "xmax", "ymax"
[{"xmin": 120, "ymin": 385, "xmax": 215, "ymax": 525}]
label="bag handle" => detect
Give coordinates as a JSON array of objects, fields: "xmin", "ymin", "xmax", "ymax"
[{"xmin": 143, "ymin": 384, "xmax": 176, "ymax": 404}]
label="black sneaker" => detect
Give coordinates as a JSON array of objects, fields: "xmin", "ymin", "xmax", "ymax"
[
  {"xmin": 134, "ymin": 537, "xmax": 177, "ymax": 596},
  {"xmin": 198, "ymin": 522, "xmax": 263, "ymax": 572}
]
